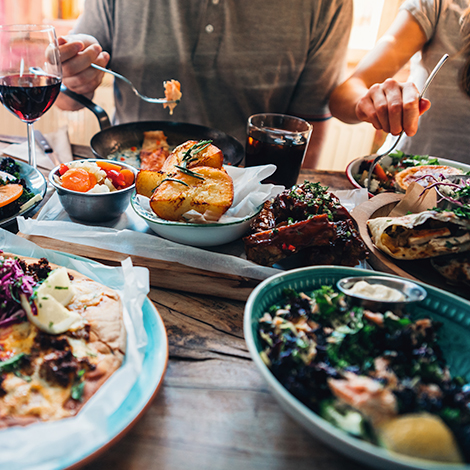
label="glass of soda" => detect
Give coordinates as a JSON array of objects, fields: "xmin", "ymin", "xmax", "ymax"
[{"xmin": 244, "ymin": 113, "xmax": 312, "ymax": 188}]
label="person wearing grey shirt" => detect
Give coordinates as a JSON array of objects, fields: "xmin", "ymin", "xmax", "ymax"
[
  {"xmin": 56, "ymin": 0, "xmax": 353, "ymax": 168},
  {"xmin": 329, "ymin": 0, "xmax": 470, "ymax": 164}
]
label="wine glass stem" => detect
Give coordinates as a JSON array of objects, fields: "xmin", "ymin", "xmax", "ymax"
[{"xmin": 26, "ymin": 122, "xmax": 36, "ymax": 169}]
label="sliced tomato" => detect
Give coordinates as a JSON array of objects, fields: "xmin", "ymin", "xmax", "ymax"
[
  {"xmin": 0, "ymin": 184, "xmax": 23, "ymax": 208},
  {"xmin": 373, "ymin": 163, "xmax": 388, "ymax": 182},
  {"xmin": 61, "ymin": 168, "xmax": 94, "ymax": 192}
]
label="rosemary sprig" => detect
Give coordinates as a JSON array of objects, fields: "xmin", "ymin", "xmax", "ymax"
[
  {"xmin": 180, "ymin": 140, "xmax": 213, "ymax": 170},
  {"xmin": 160, "ymin": 177, "xmax": 189, "ymax": 187},
  {"xmin": 174, "ymin": 165, "xmax": 205, "ymax": 180}
]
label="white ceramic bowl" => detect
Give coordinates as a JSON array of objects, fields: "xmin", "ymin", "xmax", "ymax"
[
  {"xmin": 244, "ymin": 265, "xmax": 470, "ymax": 470},
  {"xmin": 131, "ymin": 192, "xmax": 261, "ymax": 247},
  {"xmin": 346, "ymin": 155, "xmax": 470, "ymax": 195}
]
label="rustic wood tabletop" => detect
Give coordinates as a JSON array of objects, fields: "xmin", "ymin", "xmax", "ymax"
[{"xmin": 0, "ymin": 135, "xmax": 363, "ymax": 470}]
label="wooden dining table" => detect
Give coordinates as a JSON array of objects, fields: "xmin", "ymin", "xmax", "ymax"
[{"xmin": 0, "ymin": 135, "xmax": 363, "ymax": 470}]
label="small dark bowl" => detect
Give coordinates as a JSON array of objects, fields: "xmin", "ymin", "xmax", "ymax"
[
  {"xmin": 337, "ymin": 275, "xmax": 427, "ymax": 314},
  {"xmin": 49, "ymin": 159, "xmax": 137, "ymax": 222}
]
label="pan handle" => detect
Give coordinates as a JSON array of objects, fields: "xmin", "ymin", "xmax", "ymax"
[{"xmin": 60, "ymin": 84, "xmax": 111, "ymax": 130}]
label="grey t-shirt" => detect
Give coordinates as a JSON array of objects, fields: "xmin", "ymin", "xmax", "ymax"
[
  {"xmin": 398, "ymin": 0, "xmax": 470, "ymax": 164},
  {"xmin": 72, "ymin": 0, "xmax": 352, "ymax": 144}
]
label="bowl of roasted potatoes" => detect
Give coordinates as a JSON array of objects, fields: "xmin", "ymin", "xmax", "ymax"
[{"xmin": 131, "ymin": 139, "xmax": 265, "ymax": 247}]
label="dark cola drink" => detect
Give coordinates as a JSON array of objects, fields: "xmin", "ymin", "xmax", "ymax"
[{"xmin": 245, "ymin": 128, "xmax": 308, "ymax": 188}]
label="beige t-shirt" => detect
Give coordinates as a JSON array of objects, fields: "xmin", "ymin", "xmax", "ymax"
[
  {"xmin": 73, "ymin": 0, "xmax": 353, "ymax": 145},
  {"xmin": 397, "ymin": 0, "xmax": 470, "ymax": 164}
]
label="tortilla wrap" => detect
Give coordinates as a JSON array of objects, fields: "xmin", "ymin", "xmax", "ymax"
[{"xmin": 367, "ymin": 211, "xmax": 470, "ymax": 260}]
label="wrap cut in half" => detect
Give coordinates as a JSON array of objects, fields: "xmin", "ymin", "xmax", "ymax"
[{"xmin": 367, "ymin": 210, "xmax": 470, "ymax": 260}]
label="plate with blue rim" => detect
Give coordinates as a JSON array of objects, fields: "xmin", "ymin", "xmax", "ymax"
[
  {"xmin": 244, "ymin": 265, "xmax": 470, "ymax": 470},
  {"xmin": 0, "ymin": 158, "xmax": 47, "ymax": 227}
]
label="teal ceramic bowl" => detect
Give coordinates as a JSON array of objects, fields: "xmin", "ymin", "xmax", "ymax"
[{"xmin": 244, "ymin": 266, "xmax": 470, "ymax": 470}]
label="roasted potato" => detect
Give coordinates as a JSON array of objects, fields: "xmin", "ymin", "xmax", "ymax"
[
  {"xmin": 150, "ymin": 166, "xmax": 234, "ymax": 221},
  {"xmin": 135, "ymin": 170, "xmax": 169, "ymax": 198},
  {"xmin": 161, "ymin": 140, "xmax": 223, "ymax": 173}
]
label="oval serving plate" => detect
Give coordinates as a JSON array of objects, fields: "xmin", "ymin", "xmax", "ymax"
[
  {"xmin": 131, "ymin": 191, "xmax": 261, "ymax": 247},
  {"xmin": 244, "ymin": 265, "xmax": 470, "ymax": 470},
  {"xmin": 0, "ymin": 159, "xmax": 47, "ymax": 227},
  {"xmin": 346, "ymin": 155, "xmax": 470, "ymax": 196}
]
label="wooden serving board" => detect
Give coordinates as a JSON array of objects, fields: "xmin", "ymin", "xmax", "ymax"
[
  {"xmin": 17, "ymin": 233, "xmax": 260, "ymax": 301},
  {"xmin": 350, "ymin": 192, "xmax": 470, "ymax": 300}
]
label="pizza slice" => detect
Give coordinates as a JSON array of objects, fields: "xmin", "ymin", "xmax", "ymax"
[{"xmin": 0, "ymin": 253, "xmax": 126, "ymax": 427}]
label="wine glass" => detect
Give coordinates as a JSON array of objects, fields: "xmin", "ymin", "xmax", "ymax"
[{"xmin": 0, "ymin": 24, "xmax": 62, "ymax": 169}]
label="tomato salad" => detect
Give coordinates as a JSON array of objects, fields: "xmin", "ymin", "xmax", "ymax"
[
  {"xmin": 355, "ymin": 151, "xmax": 441, "ymax": 194},
  {"xmin": 0, "ymin": 157, "xmax": 36, "ymax": 219},
  {"xmin": 54, "ymin": 161, "xmax": 135, "ymax": 193}
]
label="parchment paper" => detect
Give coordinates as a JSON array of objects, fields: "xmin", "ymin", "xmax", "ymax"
[
  {"xmin": 0, "ymin": 229, "xmax": 149, "ymax": 470},
  {"xmin": 389, "ymin": 182, "xmax": 437, "ymax": 217},
  {"xmin": 18, "ymin": 166, "xmax": 369, "ymax": 280}
]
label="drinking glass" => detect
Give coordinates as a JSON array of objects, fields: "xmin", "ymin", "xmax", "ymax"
[
  {"xmin": 245, "ymin": 113, "xmax": 312, "ymax": 188},
  {"xmin": 0, "ymin": 25, "xmax": 62, "ymax": 169}
]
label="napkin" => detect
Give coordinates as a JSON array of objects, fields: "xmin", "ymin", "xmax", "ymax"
[{"xmin": 1, "ymin": 126, "xmax": 73, "ymax": 170}]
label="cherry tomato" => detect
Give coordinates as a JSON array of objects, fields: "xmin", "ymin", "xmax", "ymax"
[
  {"xmin": 59, "ymin": 164, "xmax": 69, "ymax": 176},
  {"xmin": 107, "ymin": 169, "xmax": 126, "ymax": 188}
]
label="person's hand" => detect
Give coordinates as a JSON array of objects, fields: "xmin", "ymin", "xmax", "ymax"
[
  {"xmin": 355, "ymin": 79, "xmax": 431, "ymax": 136},
  {"xmin": 58, "ymin": 34, "xmax": 110, "ymax": 97}
]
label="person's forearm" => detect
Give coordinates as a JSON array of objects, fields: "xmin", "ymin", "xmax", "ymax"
[
  {"xmin": 55, "ymin": 91, "xmax": 94, "ymax": 112},
  {"xmin": 329, "ymin": 77, "xmax": 369, "ymax": 124},
  {"xmin": 302, "ymin": 119, "xmax": 328, "ymax": 169}
]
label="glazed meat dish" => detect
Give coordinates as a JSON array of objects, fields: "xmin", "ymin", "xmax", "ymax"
[{"xmin": 244, "ymin": 181, "xmax": 368, "ymax": 266}]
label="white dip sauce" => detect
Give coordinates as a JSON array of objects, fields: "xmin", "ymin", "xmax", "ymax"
[{"xmin": 345, "ymin": 280, "xmax": 406, "ymax": 302}]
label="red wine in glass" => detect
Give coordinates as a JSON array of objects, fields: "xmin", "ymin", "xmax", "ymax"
[
  {"xmin": 0, "ymin": 24, "xmax": 63, "ymax": 169},
  {"xmin": 0, "ymin": 74, "xmax": 61, "ymax": 122}
]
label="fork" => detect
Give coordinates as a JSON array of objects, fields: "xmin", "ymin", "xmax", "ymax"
[
  {"xmin": 91, "ymin": 63, "xmax": 180, "ymax": 104},
  {"xmin": 366, "ymin": 53, "xmax": 449, "ymax": 193}
]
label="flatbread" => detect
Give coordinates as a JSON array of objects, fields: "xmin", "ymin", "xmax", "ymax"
[
  {"xmin": 395, "ymin": 165, "xmax": 462, "ymax": 191},
  {"xmin": 0, "ymin": 253, "xmax": 125, "ymax": 427},
  {"xmin": 367, "ymin": 211, "xmax": 470, "ymax": 260}
]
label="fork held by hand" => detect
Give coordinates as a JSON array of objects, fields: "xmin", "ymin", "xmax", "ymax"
[
  {"xmin": 91, "ymin": 63, "xmax": 179, "ymax": 104},
  {"xmin": 366, "ymin": 53, "xmax": 450, "ymax": 193}
]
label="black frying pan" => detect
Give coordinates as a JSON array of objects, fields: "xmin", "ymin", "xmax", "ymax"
[{"xmin": 60, "ymin": 85, "xmax": 244, "ymax": 166}]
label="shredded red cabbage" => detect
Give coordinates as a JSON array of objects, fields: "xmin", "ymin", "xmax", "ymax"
[{"xmin": 0, "ymin": 256, "xmax": 37, "ymax": 326}]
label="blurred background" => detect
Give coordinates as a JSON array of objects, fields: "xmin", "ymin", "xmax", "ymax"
[{"xmin": 0, "ymin": 0, "xmax": 407, "ymax": 170}]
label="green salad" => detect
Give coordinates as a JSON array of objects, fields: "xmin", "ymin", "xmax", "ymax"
[{"xmin": 258, "ymin": 285, "xmax": 470, "ymax": 463}]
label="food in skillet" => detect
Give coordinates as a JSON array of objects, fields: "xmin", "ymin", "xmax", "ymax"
[
  {"xmin": 53, "ymin": 160, "xmax": 134, "ymax": 193},
  {"xmin": 139, "ymin": 130, "xmax": 170, "ymax": 171},
  {"xmin": 0, "ymin": 157, "xmax": 38, "ymax": 219},
  {"xmin": 243, "ymin": 181, "xmax": 368, "ymax": 266},
  {"xmin": 354, "ymin": 151, "xmax": 463, "ymax": 194},
  {"xmin": 135, "ymin": 140, "xmax": 234, "ymax": 222},
  {"xmin": 0, "ymin": 253, "xmax": 125, "ymax": 427},
  {"xmin": 257, "ymin": 285, "xmax": 469, "ymax": 463}
]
